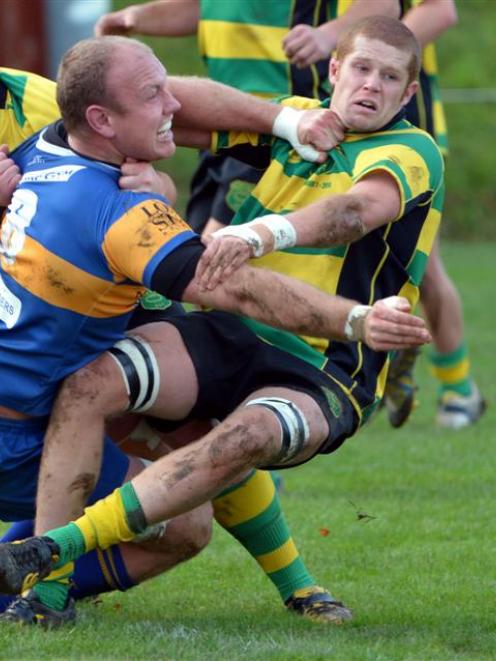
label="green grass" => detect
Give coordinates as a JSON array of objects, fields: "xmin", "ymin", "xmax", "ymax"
[{"xmin": 1, "ymin": 240, "xmax": 495, "ymax": 658}]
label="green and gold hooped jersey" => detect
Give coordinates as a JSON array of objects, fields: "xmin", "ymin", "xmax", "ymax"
[
  {"xmin": 0, "ymin": 67, "xmax": 59, "ymax": 151},
  {"xmin": 199, "ymin": 0, "xmax": 345, "ymax": 100},
  {"xmin": 400, "ymin": 0, "xmax": 448, "ymax": 154},
  {"xmin": 212, "ymin": 97, "xmax": 444, "ymax": 423}
]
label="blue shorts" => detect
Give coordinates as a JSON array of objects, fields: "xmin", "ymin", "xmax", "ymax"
[{"xmin": 0, "ymin": 417, "xmax": 129, "ymax": 522}]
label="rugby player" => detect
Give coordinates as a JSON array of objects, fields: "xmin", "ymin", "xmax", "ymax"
[{"xmin": 0, "ymin": 18, "xmax": 439, "ymax": 627}]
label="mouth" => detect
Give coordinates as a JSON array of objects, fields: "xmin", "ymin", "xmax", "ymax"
[
  {"xmin": 353, "ymin": 99, "xmax": 378, "ymax": 113},
  {"xmin": 157, "ymin": 118, "xmax": 173, "ymax": 140}
]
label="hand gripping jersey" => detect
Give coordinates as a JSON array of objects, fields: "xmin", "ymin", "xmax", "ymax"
[
  {"xmin": 0, "ymin": 122, "xmax": 196, "ymax": 415},
  {"xmin": 212, "ymin": 96, "xmax": 444, "ymax": 424}
]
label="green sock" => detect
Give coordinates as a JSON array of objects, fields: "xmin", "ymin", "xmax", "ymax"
[
  {"xmin": 429, "ymin": 342, "xmax": 472, "ymax": 396},
  {"xmin": 213, "ymin": 469, "xmax": 315, "ymax": 602}
]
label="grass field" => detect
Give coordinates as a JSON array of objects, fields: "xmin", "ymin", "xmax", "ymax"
[{"xmin": 1, "ymin": 240, "xmax": 494, "ymax": 658}]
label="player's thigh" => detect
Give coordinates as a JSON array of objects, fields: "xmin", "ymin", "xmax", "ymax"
[{"xmin": 126, "ymin": 321, "xmax": 199, "ymax": 420}]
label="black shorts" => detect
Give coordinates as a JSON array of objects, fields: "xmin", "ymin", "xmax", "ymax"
[
  {"xmin": 186, "ymin": 152, "xmax": 262, "ymax": 232},
  {"xmin": 159, "ymin": 311, "xmax": 359, "ymax": 460}
]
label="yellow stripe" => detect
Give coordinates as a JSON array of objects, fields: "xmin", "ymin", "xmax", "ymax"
[
  {"xmin": 397, "ymin": 280, "xmax": 420, "ymax": 309},
  {"xmin": 199, "ymin": 21, "xmax": 287, "ymax": 61},
  {"xmin": 44, "ymin": 561, "xmax": 74, "ymax": 583},
  {"xmin": 416, "ymin": 207, "xmax": 441, "ymax": 256},
  {"xmin": 2, "ymin": 235, "xmax": 141, "ymax": 317},
  {"xmin": 78, "ymin": 489, "xmax": 135, "ymax": 551},
  {"xmin": 213, "ymin": 470, "xmax": 275, "ymax": 527},
  {"xmin": 96, "ymin": 548, "xmax": 118, "ymax": 590},
  {"xmin": 254, "ymin": 157, "xmax": 351, "ymax": 212},
  {"xmin": 354, "ymin": 144, "xmax": 430, "ymax": 203},
  {"xmin": 257, "ymin": 538, "xmax": 298, "ymax": 574},
  {"xmin": 431, "ymin": 359, "xmax": 470, "ymax": 385},
  {"xmin": 376, "ymin": 358, "xmax": 390, "ymax": 400}
]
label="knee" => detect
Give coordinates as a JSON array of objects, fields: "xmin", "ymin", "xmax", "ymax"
[{"xmin": 159, "ymin": 501, "xmax": 214, "ymax": 561}]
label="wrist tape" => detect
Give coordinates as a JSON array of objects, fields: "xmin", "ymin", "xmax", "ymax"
[
  {"xmin": 272, "ymin": 106, "xmax": 320, "ymax": 163},
  {"xmin": 211, "ymin": 215, "xmax": 297, "ymax": 256},
  {"xmin": 344, "ymin": 304, "xmax": 372, "ymax": 342}
]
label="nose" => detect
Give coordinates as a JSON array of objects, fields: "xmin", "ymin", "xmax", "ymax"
[
  {"xmin": 163, "ymin": 89, "xmax": 181, "ymax": 115},
  {"xmin": 363, "ymin": 70, "xmax": 380, "ymax": 92}
]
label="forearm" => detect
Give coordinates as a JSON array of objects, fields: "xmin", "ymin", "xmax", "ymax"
[
  {"xmin": 125, "ymin": 1, "xmax": 199, "ymax": 36},
  {"xmin": 402, "ymin": 0, "xmax": 457, "ymax": 47},
  {"xmin": 286, "ymin": 194, "xmax": 367, "ymax": 247},
  {"xmin": 170, "ymin": 77, "xmax": 279, "ymax": 135},
  {"xmin": 187, "ymin": 264, "xmax": 356, "ymax": 341}
]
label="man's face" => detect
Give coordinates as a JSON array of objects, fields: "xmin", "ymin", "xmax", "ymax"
[
  {"xmin": 329, "ymin": 36, "xmax": 418, "ymax": 132},
  {"xmin": 104, "ymin": 46, "xmax": 181, "ymax": 162}
]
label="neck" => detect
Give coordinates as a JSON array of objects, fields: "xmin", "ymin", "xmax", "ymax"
[{"xmin": 67, "ymin": 132, "xmax": 123, "ymax": 165}]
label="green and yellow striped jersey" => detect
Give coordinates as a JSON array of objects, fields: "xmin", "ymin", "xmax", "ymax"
[
  {"xmin": 212, "ymin": 96, "xmax": 444, "ymax": 423},
  {"xmin": 0, "ymin": 67, "xmax": 59, "ymax": 151},
  {"xmin": 198, "ymin": 0, "xmax": 351, "ymax": 100}
]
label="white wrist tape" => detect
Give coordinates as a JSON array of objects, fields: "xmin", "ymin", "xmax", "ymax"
[
  {"xmin": 211, "ymin": 225, "xmax": 265, "ymax": 257},
  {"xmin": 211, "ymin": 215, "xmax": 297, "ymax": 256},
  {"xmin": 344, "ymin": 304, "xmax": 372, "ymax": 342},
  {"xmin": 272, "ymin": 106, "xmax": 320, "ymax": 163},
  {"xmin": 252, "ymin": 214, "xmax": 297, "ymax": 251}
]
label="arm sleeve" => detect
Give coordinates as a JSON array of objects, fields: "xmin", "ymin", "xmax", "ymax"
[
  {"xmin": 101, "ymin": 198, "xmax": 197, "ymax": 288},
  {"xmin": 150, "ymin": 237, "xmax": 205, "ymax": 300},
  {"xmin": 351, "ymin": 137, "xmax": 443, "ymax": 220}
]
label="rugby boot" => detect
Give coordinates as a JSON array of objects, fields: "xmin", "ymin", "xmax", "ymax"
[
  {"xmin": 285, "ymin": 586, "xmax": 352, "ymax": 624},
  {"xmin": 0, "ymin": 590, "xmax": 75, "ymax": 628},
  {"xmin": 0, "ymin": 537, "xmax": 60, "ymax": 594},
  {"xmin": 384, "ymin": 347, "xmax": 419, "ymax": 428},
  {"xmin": 436, "ymin": 382, "xmax": 487, "ymax": 429}
]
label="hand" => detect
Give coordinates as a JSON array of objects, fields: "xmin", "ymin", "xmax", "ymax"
[
  {"xmin": 0, "ymin": 145, "xmax": 21, "ymax": 207},
  {"xmin": 297, "ymin": 108, "xmax": 345, "ymax": 154},
  {"xmin": 119, "ymin": 159, "xmax": 176, "ymax": 200},
  {"xmin": 195, "ymin": 234, "xmax": 253, "ymax": 291},
  {"xmin": 94, "ymin": 7, "xmax": 137, "ymax": 36},
  {"xmin": 363, "ymin": 296, "xmax": 431, "ymax": 351},
  {"xmin": 283, "ymin": 24, "xmax": 334, "ymax": 68}
]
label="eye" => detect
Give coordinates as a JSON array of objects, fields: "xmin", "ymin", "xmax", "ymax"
[
  {"xmin": 355, "ymin": 63, "xmax": 369, "ymax": 73},
  {"xmin": 383, "ymin": 72, "xmax": 398, "ymax": 81}
]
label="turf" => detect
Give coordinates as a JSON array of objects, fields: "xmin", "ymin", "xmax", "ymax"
[{"xmin": 0, "ymin": 240, "xmax": 494, "ymax": 658}]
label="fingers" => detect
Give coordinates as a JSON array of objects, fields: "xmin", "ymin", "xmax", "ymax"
[
  {"xmin": 0, "ymin": 150, "xmax": 21, "ymax": 206},
  {"xmin": 195, "ymin": 238, "xmax": 252, "ymax": 291},
  {"xmin": 94, "ymin": 12, "xmax": 132, "ymax": 37}
]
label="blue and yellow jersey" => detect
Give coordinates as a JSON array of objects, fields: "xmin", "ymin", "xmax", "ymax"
[
  {"xmin": 0, "ymin": 122, "xmax": 196, "ymax": 415},
  {"xmin": 0, "ymin": 67, "xmax": 59, "ymax": 151},
  {"xmin": 199, "ymin": 0, "xmax": 348, "ymax": 100},
  {"xmin": 213, "ymin": 96, "xmax": 444, "ymax": 423}
]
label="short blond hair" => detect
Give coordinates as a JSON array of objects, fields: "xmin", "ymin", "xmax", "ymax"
[{"xmin": 336, "ymin": 16, "xmax": 421, "ymax": 84}]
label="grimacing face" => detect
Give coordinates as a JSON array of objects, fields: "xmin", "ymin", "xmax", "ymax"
[
  {"xmin": 104, "ymin": 46, "xmax": 181, "ymax": 162},
  {"xmin": 329, "ymin": 35, "xmax": 418, "ymax": 132}
]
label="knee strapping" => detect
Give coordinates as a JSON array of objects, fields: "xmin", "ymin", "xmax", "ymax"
[
  {"xmin": 245, "ymin": 396, "xmax": 309, "ymax": 465},
  {"xmin": 108, "ymin": 336, "xmax": 160, "ymax": 412}
]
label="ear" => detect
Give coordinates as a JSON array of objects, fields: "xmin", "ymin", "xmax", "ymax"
[
  {"xmin": 328, "ymin": 57, "xmax": 341, "ymax": 87},
  {"xmin": 401, "ymin": 80, "xmax": 419, "ymax": 108},
  {"xmin": 85, "ymin": 105, "xmax": 115, "ymax": 138}
]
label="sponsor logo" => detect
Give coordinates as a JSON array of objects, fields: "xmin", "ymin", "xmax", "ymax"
[
  {"xmin": 21, "ymin": 165, "xmax": 86, "ymax": 183},
  {"xmin": 139, "ymin": 290, "xmax": 173, "ymax": 311},
  {"xmin": 0, "ymin": 274, "xmax": 21, "ymax": 328},
  {"xmin": 321, "ymin": 386, "xmax": 343, "ymax": 418}
]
